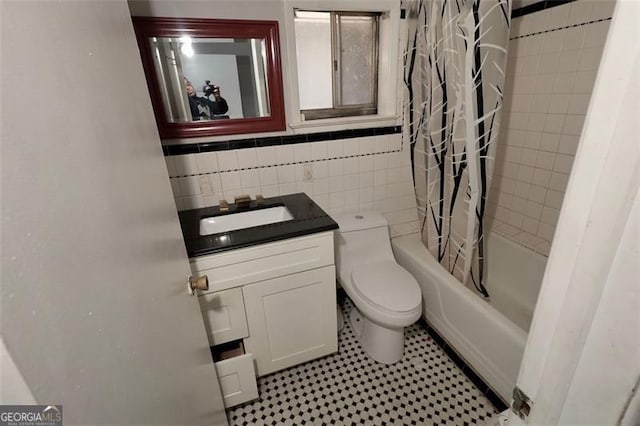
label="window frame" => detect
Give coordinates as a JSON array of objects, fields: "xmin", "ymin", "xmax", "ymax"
[
  {"xmin": 295, "ymin": 11, "xmax": 380, "ymax": 121},
  {"xmin": 284, "ymin": 0, "xmax": 401, "ymax": 132}
]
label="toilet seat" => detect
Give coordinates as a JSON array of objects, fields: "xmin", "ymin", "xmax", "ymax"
[{"xmin": 351, "ymin": 261, "xmax": 422, "ymax": 313}]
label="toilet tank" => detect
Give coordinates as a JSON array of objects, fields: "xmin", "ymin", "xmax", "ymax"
[{"xmin": 333, "ymin": 212, "xmax": 396, "ymax": 283}]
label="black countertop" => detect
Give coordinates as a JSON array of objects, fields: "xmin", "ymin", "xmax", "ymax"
[{"xmin": 178, "ymin": 193, "xmax": 338, "ymax": 258}]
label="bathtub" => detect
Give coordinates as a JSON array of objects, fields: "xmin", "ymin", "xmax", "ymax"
[{"xmin": 392, "ymin": 232, "xmax": 546, "ymax": 403}]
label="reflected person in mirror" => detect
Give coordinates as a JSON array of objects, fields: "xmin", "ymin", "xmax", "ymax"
[{"xmin": 184, "ymin": 77, "xmax": 229, "ymax": 120}]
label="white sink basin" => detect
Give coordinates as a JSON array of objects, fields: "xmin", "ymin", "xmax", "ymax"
[{"xmin": 199, "ymin": 206, "xmax": 294, "ymax": 236}]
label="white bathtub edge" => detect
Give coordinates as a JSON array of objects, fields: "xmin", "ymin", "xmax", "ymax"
[{"xmin": 392, "ymin": 233, "xmax": 527, "ymax": 403}]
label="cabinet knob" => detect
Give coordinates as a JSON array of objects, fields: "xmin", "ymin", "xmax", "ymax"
[{"xmin": 187, "ymin": 275, "xmax": 209, "ymax": 295}]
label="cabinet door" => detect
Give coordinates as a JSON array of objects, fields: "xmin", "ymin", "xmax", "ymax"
[{"xmin": 243, "ymin": 266, "xmax": 338, "ymax": 376}]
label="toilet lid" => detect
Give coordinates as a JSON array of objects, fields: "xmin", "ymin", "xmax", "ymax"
[{"xmin": 351, "ymin": 261, "xmax": 421, "ymax": 312}]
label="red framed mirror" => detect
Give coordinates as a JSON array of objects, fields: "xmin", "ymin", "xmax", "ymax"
[{"xmin": 132, "ymin": 17, "xmax": 286, "ymax": 139}]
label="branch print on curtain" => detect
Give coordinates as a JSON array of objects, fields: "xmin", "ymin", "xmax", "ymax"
[{"xmin": 403, "ymin": 0, "xmax": 511, "ymax": 297}]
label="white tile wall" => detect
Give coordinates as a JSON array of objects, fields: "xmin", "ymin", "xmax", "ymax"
[
  {"xmin": 165, "ymin": 133, "xmax": 419, "ymax": 237},
  {"xmin": 487, "ymin": 0, "xmax": 614, "ymax": 256}
]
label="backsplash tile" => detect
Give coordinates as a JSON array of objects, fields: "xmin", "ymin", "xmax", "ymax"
[
  {"xmin": 486, "ymin": 0, "xmax": 613, "ymax": 256},
  {"xmin": 166, "ymin": 130, "xmax": 419, "ymax": 237}
]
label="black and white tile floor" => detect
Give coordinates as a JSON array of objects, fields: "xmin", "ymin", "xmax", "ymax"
[{"xmin": 229, "ymin": 297, "xmax": 499, "ymax": 425}]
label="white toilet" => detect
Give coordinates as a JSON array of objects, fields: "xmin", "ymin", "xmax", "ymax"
[{"xmin": 334, "ymin": 212, "xmax": 422, "ymax": 364}]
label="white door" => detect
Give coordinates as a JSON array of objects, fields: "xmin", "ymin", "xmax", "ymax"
[
  {"xmin": 508, "ymin": 2, "xmax": 640, "ymax": 424},
  {"xmin": 1, "ymin": 1, "xmax": 227, "ymax": 424}
]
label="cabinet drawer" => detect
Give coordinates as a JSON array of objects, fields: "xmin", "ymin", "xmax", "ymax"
[
  {"xmin": 191, "ymin": 231, "xmax": 334, "ymax": 292},
  {"xmin": 212, "ymin": 341, "xmax": 258, "ymax": 408},
  {"xmin": 199, "ymin": 288, "xmax": 248, "ymax": 346}
]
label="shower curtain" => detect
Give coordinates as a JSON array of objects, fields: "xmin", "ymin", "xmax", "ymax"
[{"xmin": 403, "ymin": 0, "xmax": 511, "ymax": 297}]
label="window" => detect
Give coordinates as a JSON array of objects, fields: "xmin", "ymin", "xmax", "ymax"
[{"xmin": 294, "ymin": 11, "xmax": 379, "ymax": 120}]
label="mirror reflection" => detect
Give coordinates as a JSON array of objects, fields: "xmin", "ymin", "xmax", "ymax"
[{"xmin": 149, "ymin": 37, "xmax": 271, "ymax": 123}]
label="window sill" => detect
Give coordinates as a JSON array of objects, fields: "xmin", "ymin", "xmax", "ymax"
[{"xmin": 288, "ymin": 114, "xmax": 400, "ymax": 134}]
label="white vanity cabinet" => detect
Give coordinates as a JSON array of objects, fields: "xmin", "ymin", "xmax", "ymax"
[{"xmin": 190, "ymin": 230, "xmax": 337, "ymax": 407}]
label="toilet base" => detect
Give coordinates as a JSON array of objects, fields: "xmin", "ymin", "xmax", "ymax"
[{"xmin": 349, "ymin": 307, "xmax": 405, "ymax": 364}]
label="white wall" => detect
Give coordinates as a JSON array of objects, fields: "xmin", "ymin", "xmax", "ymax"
[{"xmin": 486, "ymin": 0, "xmax": 615, "ymax": 256}]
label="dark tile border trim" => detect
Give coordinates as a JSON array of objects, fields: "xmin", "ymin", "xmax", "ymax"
[
  {"xmin": 417, "ymin": 318, "xmax": 510, "ymax": 412},
  {"xmin": 163, "ymin": 126, "xmax": 402, "ymax": 156},
  {"xmin": 511, "ymin": 0, "xmax": 576, "ymax": 19}
]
